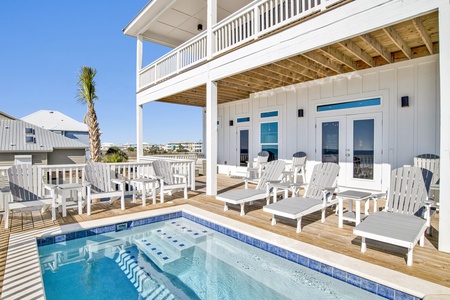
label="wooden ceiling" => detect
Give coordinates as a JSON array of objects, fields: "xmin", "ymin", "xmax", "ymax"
[{"xmin": 158, "ymin": 11, "xmax": 439, "ymax": 107}]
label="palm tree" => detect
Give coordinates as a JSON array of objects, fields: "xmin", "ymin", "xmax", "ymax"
[{"xmin": 77, "ymin": 66, "xmax": 101, "ymax": 162}]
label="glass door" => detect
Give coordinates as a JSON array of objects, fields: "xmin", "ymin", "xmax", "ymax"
[
  {"xmin": 238, "ymin": 129, "xmax": 249, "ymax": 166},
  {"xmin": 316, "ymin": 113, "xmax": 382, "ymax": 190}
]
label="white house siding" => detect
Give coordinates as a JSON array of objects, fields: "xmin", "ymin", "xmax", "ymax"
[{"xmin": 218, "ymin": 55, "xmax": 439, "ymax": 192}]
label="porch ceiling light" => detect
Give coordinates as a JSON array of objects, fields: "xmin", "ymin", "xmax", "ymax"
[
  {"xmin": 197, "ymin": 24, "xmax": 203, "ymax": 31},
  {"xmin": 401, "ymin": 96, "xmax": 409, "ymax": 107}
]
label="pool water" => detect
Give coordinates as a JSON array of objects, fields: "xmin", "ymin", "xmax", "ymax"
[{"xmin": 38, "ymin": 218, "xmax": 383, "ymax": 299}]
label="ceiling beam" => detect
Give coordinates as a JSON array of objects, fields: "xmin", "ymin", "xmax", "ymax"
[
  {"xmin": 359, "ymin": 33, "xmax": 393, "ymax": 64},
  {"xmin": 412, "ymin": 18, "xmax": 434, "ymax": 55},
  {"xmin": 302, "ymin": 52, "xmax": 344, "ymax": 74},
  {"xmin": 338, "ymin": 39, "xmax": 375, "ymax": 67},
  {"xmin": 319, "ymin": 46, "xmax": 359, "ymax": 71},
  {"xmin": 287, "ymin": 55, "xmax": 330, "ymax": 77},
  {"xmin": 382, "ymin": 26, "xmax": 412, "ymax": 59}
]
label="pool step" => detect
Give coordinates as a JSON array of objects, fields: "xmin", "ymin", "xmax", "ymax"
[
  {"xmin": 164, "ymin": 219, "xmax": 213, "ymax": 243},
  {"xmin": 115, "ymin": 250, "xmax": 175, "ymax": 300},
  {"xmin": 133, "ymin": 232, "xmax": 194, "ymax": 272}
]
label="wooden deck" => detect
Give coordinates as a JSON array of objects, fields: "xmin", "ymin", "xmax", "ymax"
[{"xmin": 1, "ymin": 174, "xmax": 449, "ymax": 296}]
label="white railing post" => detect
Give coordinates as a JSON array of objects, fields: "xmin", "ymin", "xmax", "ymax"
[
  {"xmin": 207, "ymin": 0, "xmax": 217, "ymax": 58},
  {"xmin": 254, "ymin": 4, "xmax": 260, "ymax": 38}
]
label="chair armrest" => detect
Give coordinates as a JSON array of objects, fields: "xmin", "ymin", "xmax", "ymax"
[
  {"xmin": 173, "ymin": 174, "xmax": 188, "ymax": 183},
  {"xmin": 83, "ymin": 181, "xmax": 92, "ymax": 187},
  {"xmin": 371, "ymin": 192, "xmax": 386, "ymax": 200},
  {"xmin": 43, "ymin": 184, "xmax": 57, "ymax": 191},
  {"xmin": 111, "ymin": 179, "xmax": 125, "ymax": 185}
]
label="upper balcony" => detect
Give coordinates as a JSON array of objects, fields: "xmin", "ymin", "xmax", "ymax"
[
  {"xmin": 124, "ymin": 0, "xmax": 349, "ymax": 92},
  {"xmin": 124, "ymin": 1, "xmax": 439, "ymax": 107}
]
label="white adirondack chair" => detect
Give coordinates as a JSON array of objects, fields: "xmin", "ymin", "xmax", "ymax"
[
  {"xmin": 414, "ymin": 153, "xmax": 439, "ymax": 202},
  {"xmin": 85, "ymin": 162, "xmax": 125, "ymax": 215},
  {"xmin": 263, "ymin": 163, "xmax": 340, "ymax": 233},
  {"xmin": 151, "ymin": 160, "xmax": 188, "ymax": 203},
  {"xmin": 353, "ymin": 166, "xmax": 431, "ymax": 266},
  {"xmin": 246, "ymin": 151, "xmax": 270, "ymax": 184},
  {"xmin": 2, "ymin": 164, "xmax": 57, "ymax": 229},
  {"xmin": 216, "ymin": 160, "xmax": 286, "ymax": 216}
]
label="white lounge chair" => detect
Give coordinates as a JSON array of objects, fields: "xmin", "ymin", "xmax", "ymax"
[
  {"xmin": 2, "ymin": 164, "xmax": 57, "ymax": 229},
  {"xmin": 353, "ymin": 166, "xmax": 431, "ymax": 266},
  {"xmin": 263, "ymin": 162, "xmax": 340, "ymax": 233},
  {"xmin": 85, "ymin": 162, "xmax": 125, "ymax": 215},
  {"xmin": 414, "ymin": 153, "xmax": 439, "ymax": 206},
  {"xmin": 151, "ymin": 160, "xmax": 188, "ymax": 202},
  {"xmin": 216, "ymin": 160, "xmax": 286, "ymax": 216}
]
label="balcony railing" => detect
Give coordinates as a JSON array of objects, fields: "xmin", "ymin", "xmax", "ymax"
[
  {"xmin": 138, "ymin": 0, "xmax": 343, "ymax": 89},
  {"xmin": 0, "ymin": 158, "xmax": 196, "ymax": 211}
]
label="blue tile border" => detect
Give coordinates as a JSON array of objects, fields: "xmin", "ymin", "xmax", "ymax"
[{"xmin": 36, "ymin": 210, "xmax": 419, "ymax": 300}]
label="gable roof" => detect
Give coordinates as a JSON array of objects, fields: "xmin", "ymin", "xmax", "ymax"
[
  {"xmin": 0, "ymin": 111, "xmax": 17, "ymax": 120},
  {"xmin": 0, "ymin": 119, "xmax": 87, "ymax": 153},
  {"xmin": 21, "ymin": 110, "xmax": 88, "ymax": 132}
]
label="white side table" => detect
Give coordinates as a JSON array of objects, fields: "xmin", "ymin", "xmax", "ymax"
[
  {"xmin": 57, "ymin": 183, "xmax": 83, "ymax": 216},
  {"xmin": 337, "ymin": 190, "xmax": 373, "ymax": 228},
  {"xmin": 130, "ymin": 178, "xmax": 157, "ymax": 206}
]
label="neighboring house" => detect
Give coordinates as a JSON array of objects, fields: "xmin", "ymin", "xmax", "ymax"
[
  {"xmin": 0, "ymin": 112, "xmax": 87, "ymax": 166},
  {"xmin": 124, "ymin": 1, "xmax": 450, "ymax": 250},
  {"xmin": 21, "ymin": 110, "xmax": 89, "ymax": 146}
]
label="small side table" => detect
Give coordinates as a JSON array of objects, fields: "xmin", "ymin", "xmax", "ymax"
[
  {"xmin": 57, "ymin": 183, "xmax": 83, "ymax": 217},
  {"xmin": 337, "ymin": 190, "xmax": 373, "ymax": 228},
  {"xmin": 130, "ymin": 178, "xmax": 157, "ymax": 206}
]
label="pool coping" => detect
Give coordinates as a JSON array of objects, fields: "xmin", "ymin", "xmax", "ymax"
[{"xmin": 2, "ymin": 204, "xmax": 450, "ymax": 299}]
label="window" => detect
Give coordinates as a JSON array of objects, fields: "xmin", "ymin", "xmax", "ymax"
[
  {"xmin": 317, "ymin": 98, "xmax": 381, "ymax": 112},
  {"xmin": 25, "ymin": 127, "xmax": 36, "ymax": 144},
  {"xmin": 237, "ymin": 117, "xmax": 250, "ymax": 123},
  {"xmin": 261, "ymin": 111, "xmax": 278, "ymax": 118},
  {"xmin": 261, "ymin": 122, "xmax": 278, "ymax": 160}
]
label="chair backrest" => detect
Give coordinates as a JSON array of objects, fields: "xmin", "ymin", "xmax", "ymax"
[
  {"xmin": 414, "ymin": 154, "xmax": 440, "ymax": 185},
  {"xmin": 385, "ymin": 166, "xmax": 428, "ymax": 215},
  {"xmin": 291, "ymin": 152, "xmax": 307, "ymax": 168},
  {"xmin": 8, "ymin": 164, "xmax": 42, "ymax": 201},
  {"xmin": 256, "ymin": 151, "xmax": 270, "ymax": 164},
  {"xmin": 255, "ymin": 160, "xmax": 286, "ymax": 191},
  {"xmin": 304, "ymin": 163, "xmax": 340, "ymax": 199},
  {"xmin": 152, "ymin": 160, "xmax": 175, "ymax": 185},
  {"xmin": 85, "ymin": 162, "xmax": 114, "ymax": 193}
]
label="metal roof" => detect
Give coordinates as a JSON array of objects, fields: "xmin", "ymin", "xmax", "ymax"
[
  {"xmin": 0, "ymin": 119, "xmax": 87, "ymax": 153},
  {"xmin": 21, "ymin": 110, "xmax": 88, "ymax": 132}
]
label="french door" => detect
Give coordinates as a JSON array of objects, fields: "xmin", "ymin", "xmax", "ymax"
[{"xmin": 316, "ymin": 113, "xmax": 382, "ymax": 190}]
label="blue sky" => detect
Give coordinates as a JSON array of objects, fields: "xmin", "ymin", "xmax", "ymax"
[{"xmin": 0, "ymin": 1, "xmax": 203, "ymax": 145}]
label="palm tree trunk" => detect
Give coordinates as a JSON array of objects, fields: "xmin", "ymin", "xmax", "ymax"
[{"xmin": 88, "ymin": 104, "xmax": 101, "ymax": 162}]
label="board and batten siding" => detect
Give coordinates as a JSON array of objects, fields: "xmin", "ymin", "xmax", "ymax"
[{"xmin": 218, "ymin": 55, "xmax": 439, "ymax": 192}]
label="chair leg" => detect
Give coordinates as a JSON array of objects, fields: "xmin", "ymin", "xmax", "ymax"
[
  {"xmin": 240, "ymin": 203, "xmax": 245, "ymax": 216},
  {"xmin": 361, "ymin": 237, "xmax": 367, "ymax": 253},
  {"xmin": 184, "ymin": 186, "xmax": 188, "ymax": 199},
  {"xmin": 407, "ymin": 248, "xmax": 413, "ymax": 266},
  {"xmin": 224, "ymin": 203, "xmax": 229, "ymax": 211},
  {"xmin": 296, "ymin": 217, "xmax": 302, "ymax": 233}
]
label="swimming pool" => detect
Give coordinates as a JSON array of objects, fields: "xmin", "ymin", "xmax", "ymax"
[
  {"xmin": 38, "ymin": 217, "xmax": 383, "ymax": 300},
  {"xmin": 3, "ymin": 205, "xmax": 446, "ymax": 299}
]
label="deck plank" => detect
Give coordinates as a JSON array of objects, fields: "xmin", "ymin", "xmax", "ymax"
[{"xmin": 0, "ymin": 174, "xmax": 449, "ymax": 296}]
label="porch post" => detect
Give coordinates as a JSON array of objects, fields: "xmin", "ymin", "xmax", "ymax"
[
  {"xmin": 206, "ymin": 80, "xmax": 218, "ymax": 195},
  {"xmin": 202, "ymin": 108, "xmax": 206, "ymax": 154},
  {"xmin": 136, "ymin": 34, "xmax": 143, "ymax": 90},
  {"xmin": 207, "ymin": 0, "xmax": 217, "ymax": 59},
  {"xmin": 136, "ymin": 104, "xmax": 144, "ymax": 161},
  {"xmin": 438, "ymin": 1, "xmax": 450, "ymax": 253}
]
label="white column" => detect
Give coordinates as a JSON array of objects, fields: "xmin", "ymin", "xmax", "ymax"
[
  {"xmin": 136, "ymin": 34, "xmax": 143, "ymax": 90},
  {"xmin": 438, "ymin": 1, "xmax": 450, "ymax": 253},
  {"xmin": 136, "ymin": 104, "xmax": 144, "ymax": 161},
  {"xmin": 202, "ymin": 108, "xmax": 206, "ymax": 154},
  {"xmin": 206, "ymin": 80, "xmax": 218, "ymax": 195},
  {"xmin": 207, "ymin": 0, "xmax": 217, "ymax": 59}
]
